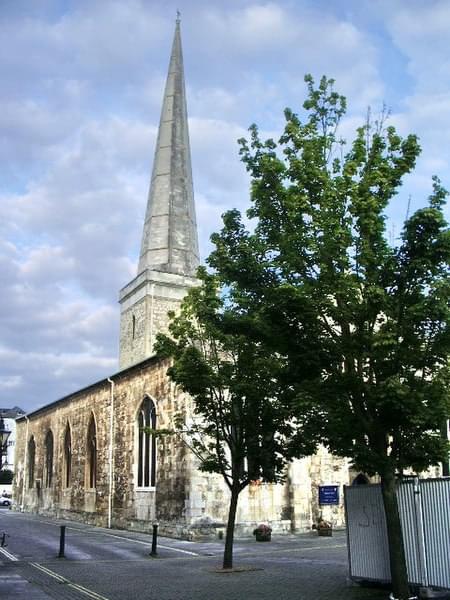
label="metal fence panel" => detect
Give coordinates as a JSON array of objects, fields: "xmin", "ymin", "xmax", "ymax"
[
  {"xmin": 396, "ymin": 480, "xmax": 422, "ymax": 586},
  {"xmin": 345, "ymin": 484, "xmax": 390, "ymax": 581},
  {"xmin": 420, "ymin": 479, "xmax": 450, "ymax": 589},
  {"xmin": 345, "ymin": 479, "xmax": 450, "ymax": 590}
]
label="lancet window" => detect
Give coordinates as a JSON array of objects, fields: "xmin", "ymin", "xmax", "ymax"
[
  {"xmin": 44, "ymin": 430, "xmax": 54, "ymax": 487},
  {"xmin": 27, "ymin": 436, "xmax": 36, "ymax": 488},
  {"xmin": 86, "ymin": 416, "xmax": 97, "ymax": 488},
  {"xmin": 137, "ymin": 397, "xmax": 156, "ymax": 488},
  {"xmin": 63, "ymin": 424, "xmax": 72, "ymax": 487}
]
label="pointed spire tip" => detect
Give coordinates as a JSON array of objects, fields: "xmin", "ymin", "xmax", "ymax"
[
  {"xmin": 138, "ymin": 10, "xmax": 199, "ymax": 277},
  {"xmin": 176, "ymin": 9, "xmax": 181, "ymax": 24}
]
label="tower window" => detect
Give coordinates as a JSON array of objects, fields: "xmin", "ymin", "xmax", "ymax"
[
  {"xmin": 137, "ymin": 397, "xmax": 156, "ymax": 488},
  {"xmin": 132, "ymin": 315, "xmax": 136, "ymax": 340}
]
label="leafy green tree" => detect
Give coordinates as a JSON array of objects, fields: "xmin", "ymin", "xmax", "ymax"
[
  {"xmin": 155, "ymin": 268, "xmax": 318, "ymax": 569},
  {"xmin": 208, "ymin": 76, "xmax": 450, "ymax": 599},
  {"xmin": 0, "ymin": 469, "xmax": 14, "ymax": 485}
]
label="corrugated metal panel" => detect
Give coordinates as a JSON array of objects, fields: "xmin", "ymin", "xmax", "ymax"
[
  {"xmin": 345, "ymin": 485, "xmax": 391, "ymax": 581},
  {"xmin": 420, "ymin": 479, "xmax": 450, "ymax": 589},
  {"xmin": 396, "ymin": 480, "xmax": 423, "ymax": 586},
  {"xmin": 345, "ymin": 479, "xmax": 450, "ymax": 590}
]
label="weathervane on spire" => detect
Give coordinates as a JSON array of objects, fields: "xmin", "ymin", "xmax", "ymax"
[{"xmin": 176, "ymin": 9, "xmax": 181, "ymax": 23}]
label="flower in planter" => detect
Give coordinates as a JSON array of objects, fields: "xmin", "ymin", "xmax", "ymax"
[
  {"xmin": 253, "ymin": 524, "xmax": 272, "ymax": 537},
  {"xmin": 316, "ymin": 519, "xmax": 333, "ymax": 536}
]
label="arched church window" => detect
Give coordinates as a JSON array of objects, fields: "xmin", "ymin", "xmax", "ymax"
[
  {"xmin": 63, "ymin": 424, "xmax": 72, "ymax": 487},
  {"xmin": 44, "ymin": 430, "xmax": 54, "ymax": 487},
  {"xmin": 86, "ymin": 416, "xmax": 97, "ymax": 488},
  {"xmin": 27, "ymin": 436, "xmax": 35, "ymax": 488},
  {"xmin": 137, "ymin": 397, "xmax": 156, "ymax": 488},
  {"xmin": 352, "ymin": 473, "xmax": 369, "ymax": 485}
]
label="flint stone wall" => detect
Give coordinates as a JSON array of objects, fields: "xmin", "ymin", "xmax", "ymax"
[
  {"xmin": 14, "ymin": 357, "xmax": 191, "ymax": 535},
  {"xmin": 118, "ymin": 270, "xmax": 199, "ymax": 370},
  {"xmin": 14, "ymin": 356, "xmax": 349, "ymax": 538}
]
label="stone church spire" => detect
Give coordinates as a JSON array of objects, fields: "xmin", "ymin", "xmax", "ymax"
[
  {"xmin": 138, "ymin": 17, "xmax": 199, "ymax": 277},
  {"xmin": 119, "ymin": 18, "xmax": 200, "ymax": 370}
]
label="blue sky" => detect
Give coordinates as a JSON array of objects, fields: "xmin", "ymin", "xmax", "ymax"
[{"xmin": 1, "ymin": 0, "xmax": 449, "ymax": 412}]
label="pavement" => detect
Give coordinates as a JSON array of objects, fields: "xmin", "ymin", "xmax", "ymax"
[{"xmin": 0, "ymin": 508, "xmax": 391, "ymax": 600}]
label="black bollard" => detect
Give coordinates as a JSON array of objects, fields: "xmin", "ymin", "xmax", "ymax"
[
  {"xmin": 150, "ymin": 523, "xmax": 158, "ymax": 556},
  {"xmin": 58, "ymin": 525, "xmax": 66, "ymax": 558},
  {"xmin": 1, "ymin": 532, "xmax": 7, "ymax": 548}
]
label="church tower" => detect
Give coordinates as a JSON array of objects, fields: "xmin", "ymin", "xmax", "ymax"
[{"xmin": 119, "ymin": 17, "xmax": 199, "ymax": 369}]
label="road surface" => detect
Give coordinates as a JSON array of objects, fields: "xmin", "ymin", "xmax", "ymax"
[{"xmin": 0, "ymin": 509, "xmax": 386, "ymax": 600}]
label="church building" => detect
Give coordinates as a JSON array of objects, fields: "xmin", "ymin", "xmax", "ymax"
[{"xmin": 14, "ymin": 19, "xmax": 351, "ymax": 538}]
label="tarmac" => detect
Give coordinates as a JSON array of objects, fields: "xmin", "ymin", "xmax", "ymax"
[{"xmin": 0, "ymin": 510, "xmax": 433, "ymax": 600}]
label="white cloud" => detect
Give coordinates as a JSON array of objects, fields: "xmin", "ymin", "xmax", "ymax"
[
  {"xmin": 387, "ymin": 1, "xmax": 450, "ymax": 92},
  {"xmin": 20, "ymin": 245, "xmax": 76, "ymax": 281},
  {"xmin": 203, "ymin": 3, "xmax": 297, "ymax": 52},
  {"xmin": 0, "ymin": 375, "xmax": 23, "ymax": 390}
]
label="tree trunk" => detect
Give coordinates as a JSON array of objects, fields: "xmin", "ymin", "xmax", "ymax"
[
  {"xmin": 222, "ymin": 484, "xmax": 240, "ymax": 569},
  {"xmin": 440, "ymin": 421, "xmax": 449, "ymax": 476},
  {"xmin": 380, "ymin": 469, "xmax": 411, "ymax": 600}
]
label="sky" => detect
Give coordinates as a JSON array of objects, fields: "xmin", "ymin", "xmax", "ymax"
[{"xmin": 1, "ymin": 0, "xmax": 450, "ymax": 413}]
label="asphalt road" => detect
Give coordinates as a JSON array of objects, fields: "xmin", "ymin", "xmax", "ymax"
[{"xmin": 0, "ymin": 509, "xmax": 388, "ymax": 600}]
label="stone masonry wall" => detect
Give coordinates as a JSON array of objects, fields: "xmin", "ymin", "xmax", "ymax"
[
  {"xmin": 186, "ymin": 450, "xmax": 350, "ymax": 538},
  {"xmin": 119, "ymin": 296, "xmax": 148, "ymax": 370},
  {"xmin": 14, "ymin": 357, "xmax": 351, "ymax": 538},
  {"xmin": 118, "ymin": 270, "xmax": 199, "ymax": 370},
  {"xmin": 119, "ymin": 295, "xmax": 181, "ymax": 369},
  {"xmin": 14, "ymin": 358, "xmax": 192, "ymax": 535}
]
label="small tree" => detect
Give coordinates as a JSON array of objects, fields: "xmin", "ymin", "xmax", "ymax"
[
  {"xmin": 208, "ymin": 76, "xmax": 450, "ymax": 598},
  {"xmin": 155, "ymin": 267, "xmax": 318, "ymax": 569}
]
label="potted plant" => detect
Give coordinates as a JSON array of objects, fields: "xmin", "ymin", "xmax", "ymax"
[
  {"xmin": 317, "ymin": 518, "xmax": 332, "ymax": 537},
  {"xmin": 253, "ymin": 523, "xmax": 272, "ymax": 542}
]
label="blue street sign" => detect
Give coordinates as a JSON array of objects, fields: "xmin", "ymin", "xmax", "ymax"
[{"xmin": 319, "ymin": 485, "xmax": 339, "ymax": 505}]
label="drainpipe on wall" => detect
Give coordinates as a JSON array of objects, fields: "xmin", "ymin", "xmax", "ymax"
[
  {"xmin": 107, "ymin": 378, "xmax": 115, "ymax": 529},
  {"xmin": 21, "ymin": 415, "xmax": 29, "ymax": 512}
]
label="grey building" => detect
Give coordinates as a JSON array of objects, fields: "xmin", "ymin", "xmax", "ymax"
[{"xmin": 0, "ymin": 406, "xmax": 25, "ymax": 472}]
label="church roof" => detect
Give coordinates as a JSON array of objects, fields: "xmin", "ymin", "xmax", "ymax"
[
  {"xmin": 138, "ymin": 17, "xmax": 199, "ymax": 278},
  {"xmin": 17, "ymin": 355, "xmax": 162, "ymax": 421}
]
